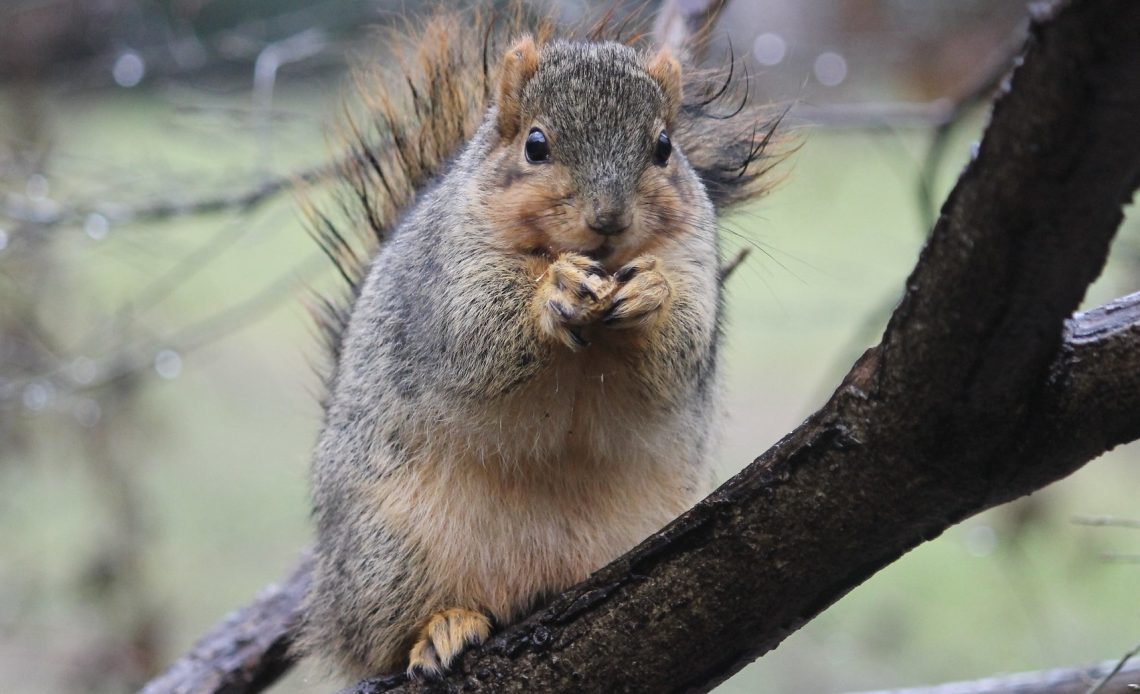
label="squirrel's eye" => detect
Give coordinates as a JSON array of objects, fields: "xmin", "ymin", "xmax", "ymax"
[
  {"xmin": 525, "ymin": 128, "xmax": 551, "ymax": 163},
  {"xmin": 653, "ymin": 130, "xmax": 672, "ymax": 167}
]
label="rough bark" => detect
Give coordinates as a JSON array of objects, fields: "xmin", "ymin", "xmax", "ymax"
[{"xmin": 138, "ymin": 0, "xmax": 1140, "ymax": 692}]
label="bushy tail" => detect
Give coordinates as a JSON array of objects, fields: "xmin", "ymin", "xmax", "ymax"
[{"xmin": 307, "ymin": 3, "xmax": 788, "ymax": 370}]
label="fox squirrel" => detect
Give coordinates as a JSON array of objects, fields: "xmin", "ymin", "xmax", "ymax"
[{"xmin": 300, "ymin": 7, "xmax": 782, "ymax": 681}]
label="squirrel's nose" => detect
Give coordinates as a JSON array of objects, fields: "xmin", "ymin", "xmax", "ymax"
[{"xmin": 586, "ymin": 208, "xmax": 632, "ymax": 237}]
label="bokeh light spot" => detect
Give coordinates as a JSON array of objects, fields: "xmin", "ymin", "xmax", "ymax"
[
  {"xmin": 113, "ymin": 51, "xmax": 146, "ymax": 88},
  {"xmin": 813, "ymin": 51, "xmax": 848, "ymax": 87},
  {"xmin": 753, "ymin": 33, "xmax": 787, "ymax": 66}
]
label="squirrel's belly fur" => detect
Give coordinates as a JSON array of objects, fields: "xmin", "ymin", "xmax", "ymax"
[{"xmin": 380, "ymin": 354, "xmax": 709, "ymax": 621}]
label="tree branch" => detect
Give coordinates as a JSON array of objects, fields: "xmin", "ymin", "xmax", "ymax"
[
  {"xmin": 137, "ymin": 0, "xmax": 1140, "ymax": 692},
  {"xmin": 1, "ymin": 165, "xmax": 331, "ymax": 230}
]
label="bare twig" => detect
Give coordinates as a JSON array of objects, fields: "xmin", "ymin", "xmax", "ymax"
[
  {"xmin": 718, "ymin": 247, "xmax": 751, "ymax": 282},
  {"xmin": 802, "ymin": 22, "xmax": 1028, "ymax": 131},
  {"xmin": 0, "ymin": 164, "xmax": 332, "ymax": 230},
  {"xmin": 1087, "ymin": 643, "xmax": 1140, "ymax": 694},
  {"xmin": 847, "ymin": 656, "xmax": 1140, "ymax": 694},
  {"xmin": 1074, "ymin": 516, "xmax": 1140, "ymax": 529},
  {"xmin": 0, "ymin": 253, "xmax": 326, "ymax": 410},
  {"xmin": 1100, "ymin": 553, "xmax": 1140, "ymax": 564},
  {"xmin": 796, "ymin": 21, "xmax": 1030, "ymax": 233}
]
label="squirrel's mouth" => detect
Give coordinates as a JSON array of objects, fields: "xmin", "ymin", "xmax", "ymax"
[{"xmin": 583, "ymin": 243, "xmax": 612, "ymax": 262}]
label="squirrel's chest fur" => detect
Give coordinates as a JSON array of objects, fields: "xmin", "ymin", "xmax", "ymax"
[{"xmin": 373, "ymin": 349, "xmax": 705, "ymax": 623}]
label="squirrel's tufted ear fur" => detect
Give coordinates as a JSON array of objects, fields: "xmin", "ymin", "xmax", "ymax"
[
  {"xmin": 496, "ymin": 36, "xmax": 540, "ymax": 140},
  {"xmin": 646, "ymin": 46, "xmax": 682, "ymax": 124}
]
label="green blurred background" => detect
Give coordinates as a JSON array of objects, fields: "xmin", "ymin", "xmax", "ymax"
[{"xmin": 0, "ymin": 1, "xmax": 1136, "ymax": 692}]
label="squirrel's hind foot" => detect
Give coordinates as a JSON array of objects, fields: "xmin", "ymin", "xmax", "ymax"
[{"xmin": 406, "ymin": 608, "xmax": 492, "ymax": 678}]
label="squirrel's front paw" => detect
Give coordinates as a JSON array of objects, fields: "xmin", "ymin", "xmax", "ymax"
[
  {"xmin": 534, "ymin": 253, "xmax": 615, "ymax": 350},
  {"xmin": 406, "ymin": 608, "xmax": 492, "ymax": 678},
  {"xmin": 603, "ymin": 255, "xmax": 672, "ymax": 329}
]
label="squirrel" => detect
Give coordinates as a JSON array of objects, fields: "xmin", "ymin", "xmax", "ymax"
[{"xmin": 299, "ymin": 6, "xmax": 783, "ymax": 681}]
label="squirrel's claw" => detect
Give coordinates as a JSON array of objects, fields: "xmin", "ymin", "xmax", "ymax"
[
  {"xmin": 406, "ymin": 608, "xmax": 492, "ymax": 678},
  {"xmin": 604, "ymin": 256, "xmax": 671, "ymax": 329},
  {"xmin": 406, "ymin": 639, "xmax": 442, "ymax": 678}
]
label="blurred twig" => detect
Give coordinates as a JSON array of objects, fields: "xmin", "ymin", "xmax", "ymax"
[
  {"xmin": 798, "ymin": 21, "xmax": 1028, "ymax": 232},
  {"xmin": 654, "ymin": 0, "xmax": 729, "ymax": 62},
  {"xmin": 0, "ymin": 252, "xmax": 328, "ymax": 404},
  {"xmin": 1, "ymin": 163, "xmax": 333, "ymax": 230},
  {"xmin": 1087, "ymin": 642, "xmax": 1140, "ymax": 694},
  {"xmin": 1100, "ymin": 553, "xmax": 1140, "ymax": 564},
  {"xmin": 1074, "ymin": 516, "xmax": 1140, "ymax": 529},
  {"xmin": 1074, "ymin": 516, "xmax": 1140, "ymax": 566},
  {"xmin": 718, "ymin": 247, "xmax": 750, "ymax": 283},
  {"xmin": 798, "ymin": 24, "xmax": 1022, "ymax": 134},
  {"xmin": 848, "ymin": 656, "xmax": 1140, "ymax": 694}
]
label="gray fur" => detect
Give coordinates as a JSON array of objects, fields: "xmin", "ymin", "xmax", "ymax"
[
  {"xmin": 522, "ymin": 42, "xmax": 666, "ymax": 218},
  {"xmin": 303, "ymin": 39, "xmax": 724, "ymax": 680}
]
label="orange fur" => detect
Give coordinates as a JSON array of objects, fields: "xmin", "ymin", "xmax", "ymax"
[
  {"xmin": 477, "ymin": 130, "xmax": 706, "ymax": 273},
  {"xmin": 646, "ymin": 46, "xmax": 683, "ymax": 123},
  {"xmin": 407, "ymin": 608, "xmax": 492, "ymax": 676},
  {"xmin": 496, "ymin": 36, "xmax": 541, "ymax": 139}
]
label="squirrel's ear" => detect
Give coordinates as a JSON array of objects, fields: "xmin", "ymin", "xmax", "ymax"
[
  {"xmin": 496, "ymin": 36, "xmax": 540, "ymax": 140},
  {"xmin": 647, "ymin": 47, "xmax": 682, "ymax": 123}
]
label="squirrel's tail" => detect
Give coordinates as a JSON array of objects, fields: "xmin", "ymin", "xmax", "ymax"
[
  {"xmin": 306, "ymin": 8, "xmax": 523, "ymax": 364},
  {"xmin": 307, "ymin": 3, "xmax": 788, "ymax": 369}
]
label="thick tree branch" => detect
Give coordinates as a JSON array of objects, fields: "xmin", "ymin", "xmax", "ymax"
[{"xmin": 138, "ymin": 0, "xmax": 1140, "ymax": 692}]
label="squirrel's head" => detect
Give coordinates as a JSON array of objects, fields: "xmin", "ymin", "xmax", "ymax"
[{"xmin": 482, "ymin": 38, "xmax": 697, "ymax": 267}]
